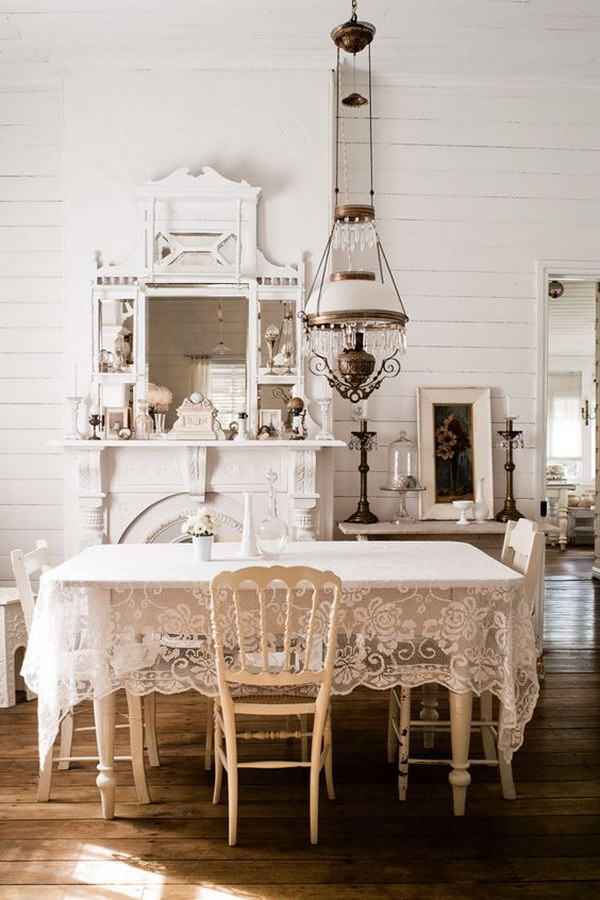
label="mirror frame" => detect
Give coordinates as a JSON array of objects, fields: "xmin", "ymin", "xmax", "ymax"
[{"xmin": 91, "ymin": 167, "xmax": 305, "ymax": 437}]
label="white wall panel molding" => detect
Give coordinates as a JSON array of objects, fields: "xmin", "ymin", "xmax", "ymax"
[{"xmin": 0, "ymin": 80, "xmax": 64, "ymax": 584}]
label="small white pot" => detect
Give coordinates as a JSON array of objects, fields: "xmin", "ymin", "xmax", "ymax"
[{"xmin": 192, "ymin": 535, "xmax": 213, "ymax": 562}]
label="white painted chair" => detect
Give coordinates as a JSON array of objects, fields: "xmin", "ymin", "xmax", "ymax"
[
  {"xmin": 209, "ymin": 565, "xmax": 341, "ymax": 846},
  {"xmin": 10, "ymin": 540, "xmax": 159, "ymax": 803},
  {"xmin": 387, "ymin": 518, "xmax": 545, "ymax": 803}
]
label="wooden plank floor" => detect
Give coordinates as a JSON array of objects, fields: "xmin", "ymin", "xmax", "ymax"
[{"xmin": 1, "ymin": 552, "xmax": 599, "ymax": 898}]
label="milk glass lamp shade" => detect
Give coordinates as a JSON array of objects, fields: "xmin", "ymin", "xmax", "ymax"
[
  {"xmin": 304, "ymin": 275, "xmax": 406, "ymax": 327},
  {"xmin": 304, "ymin": 273, "xmax": 408, "ymax": 403},
  {"xmin": 386, "ymin": 431, "xmax": 422, "ymax": 490}
]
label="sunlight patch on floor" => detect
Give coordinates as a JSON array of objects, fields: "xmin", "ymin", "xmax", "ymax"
[
  {"xmin": 69, "ymin": 846, "xmax": 265, "ymax": 900},
  {"xmin": 72, "ymin": 842, "xmax": 165, "ymax": 890},
  {"xmin": 140, "ymin": 884, "xmax": 263, "ymax": 899}
]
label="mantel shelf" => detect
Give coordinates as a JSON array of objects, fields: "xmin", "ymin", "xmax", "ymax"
[{"xmin": 56, "ymin": 439, "xmax": 346, "ymax": 449}]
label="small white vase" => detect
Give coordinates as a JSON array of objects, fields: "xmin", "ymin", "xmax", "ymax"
[
  {"xmin": 240, "ymin": 492, "xmax": 259, "ymax": 557},
  {"xmin": 192, "ymin": 535, "xmax": 213, "ymax": 562},
  {"xmin": 473, "ymin": 477, "xmax": 490, "ymax": 522}
]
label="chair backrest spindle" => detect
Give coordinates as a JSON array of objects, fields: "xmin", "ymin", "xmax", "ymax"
[
  {"xmin": 10, "ymin": 539, "xmax": 52, "ymax": 635},
  {"xmin": 282, "ymin": 584, "xmax": 293, "ymax": 673},
  {"xmin": 210, "ymin": 566, "xmax": 341, "ymax": 692}
]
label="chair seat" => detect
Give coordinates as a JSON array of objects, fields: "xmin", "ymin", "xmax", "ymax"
[{"xmin": 230, "ymin": 692, "xmax": 317, "ymax": 706}]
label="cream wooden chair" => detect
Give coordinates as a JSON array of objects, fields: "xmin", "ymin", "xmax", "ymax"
[
  {"xmin": 387, "ymin": 518, "xmax": 545, "ymax": 802},
  {"xmin": 209, "ymin": 565, "xmax": 341, "ymax": 846},
  {"xmin": 10, "ymin": 540, "xmax": 159, "ymax": 803}
]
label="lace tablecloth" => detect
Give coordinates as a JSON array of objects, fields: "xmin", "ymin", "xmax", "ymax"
[{"xmin": 22, "ymin": 541, "xmax": 538, "ymax": 764}]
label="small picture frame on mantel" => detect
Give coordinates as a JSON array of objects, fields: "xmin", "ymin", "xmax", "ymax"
[
  {"xmin": 417, "ymin": 386, "xmax": 493, "ymax": 520},
  {"xmin": 104, "ymin": 406, "xmax": 130, "ymax": 440},
  {"xmin": 259, "ymin": 409, "xmax": 283, "ymax": 436}
]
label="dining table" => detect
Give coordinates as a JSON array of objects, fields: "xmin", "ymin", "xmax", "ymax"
[{"xmin": 22, "ymin": 539, "xmax": 539, "ymax": 819}]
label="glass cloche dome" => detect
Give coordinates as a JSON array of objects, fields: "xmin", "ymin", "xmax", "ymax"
[
  {"xmin": 386, "ymin": 431, "xmax": 422, "ymax": 490},
  {"xmin": 382, "ymin": 431, "xmax": 423, "ymax": 523}
]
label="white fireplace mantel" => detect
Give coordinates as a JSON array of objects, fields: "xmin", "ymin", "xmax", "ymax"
[{"xmin": 59, "ymin": 439, "xmax": 345, "ymax": 555}]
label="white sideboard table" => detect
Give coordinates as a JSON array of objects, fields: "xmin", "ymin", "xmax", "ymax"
[{"xmin": 337, "ymin": 520, "xmax": 508, "ymax": 558}]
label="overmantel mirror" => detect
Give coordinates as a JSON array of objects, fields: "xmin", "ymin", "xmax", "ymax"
[{"xmin": 91, "ymin": 167, "xmax": 305, "ymax": 438}]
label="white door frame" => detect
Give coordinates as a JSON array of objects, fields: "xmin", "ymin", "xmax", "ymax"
[{"xmin": 535, "ymin": 260, "xmax": 600, "ymax": 643}]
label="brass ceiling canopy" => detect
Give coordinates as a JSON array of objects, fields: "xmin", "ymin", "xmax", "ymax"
[
  {"xmin": 331, "ymin": 15, "xmax": 375, "ymax": 54},
  {"xmin": 300, "ymin": 0, "xmax": 408, "ymax": 404}
]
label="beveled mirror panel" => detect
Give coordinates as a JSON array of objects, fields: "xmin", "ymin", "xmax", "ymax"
[
  {"xmin": 147, "ymin": 296, "xmax": 248, "ymax": 429},
  {"xmin": 99, "ymin": 298, "xmax": 134, "ymax": 373}
]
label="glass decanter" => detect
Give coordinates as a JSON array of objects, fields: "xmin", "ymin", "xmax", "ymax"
[
  {"xmin": 257, "ymin": 470, "xmax": 289, "ymax": 558},
  {"xmin": 135, "ymin": 400, "xmax": 153, "ymax": 440}
]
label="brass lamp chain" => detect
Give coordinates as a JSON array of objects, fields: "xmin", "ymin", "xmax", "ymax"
[
  {"xmin": 368, "ymin": 42, "xmax": 374, "ymax": 200},
  {"xmin": 334, "ymin": 46, "xmax": 341, "ymax": 205}
]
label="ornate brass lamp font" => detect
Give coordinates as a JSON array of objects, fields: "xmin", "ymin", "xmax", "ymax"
[{"xmin": 301, "ymin": 0, "xmax": 408, "ymax": 404}]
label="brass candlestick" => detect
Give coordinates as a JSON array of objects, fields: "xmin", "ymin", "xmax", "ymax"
[
  {"xmin": 346, "ymin": 420, "xmax": 378, "ymax": 524},
  {"xmin": 88, "ymin": 413, "xmax": 102, "ymax": 441},
  {"xmin": 495, "ymin": 417, "xmax": 524, "ymax": 522}
]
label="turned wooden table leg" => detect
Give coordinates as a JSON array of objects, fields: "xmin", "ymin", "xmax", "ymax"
[
  {"xmin": 93, "ymin": 692, "xmax": 116, "ymax": 820},
  {"xmin": 448, "ymin": 690, "xmax": 472, "ymax": 816}
]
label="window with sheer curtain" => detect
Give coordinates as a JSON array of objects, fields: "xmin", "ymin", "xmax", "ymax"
[
  {"xmin": 190, "ymin": 356, "xmax": 246, "ymax": 427},
  {"xmin": 208, "ymin": 358, "xmax": 246, "ymax": 426},
  {"xmin": 547, "ymin": 372, "xmax": 582, "ymax": 459}
]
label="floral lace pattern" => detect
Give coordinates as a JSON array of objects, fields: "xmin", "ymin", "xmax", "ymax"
[{"xmin": 23, "ymin": 572, "xmax": 538, "ymax": 765}]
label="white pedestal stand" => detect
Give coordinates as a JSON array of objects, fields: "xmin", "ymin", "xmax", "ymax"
[{"xmin": 380, "ymin": 486, "xmax": 426, "ymax": 524}]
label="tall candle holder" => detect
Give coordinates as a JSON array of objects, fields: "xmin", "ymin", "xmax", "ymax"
[
  {"xmin": 65, "ymin": 396, "xmax": 85, "ymax": 440},
  {"xmin": 315, "ymin": 398, "xmax": 334, "ymax": 440},
  {"xmin": 346, "ymin": 420, "xmax": 378, "ymax": 524},
  {"xmin": 495, "ymin": 416, "xmax": 524, "ymax": 522},
  {"xmin": 88, "ymin": 413, "xmax": 102, "ymax": 441}
]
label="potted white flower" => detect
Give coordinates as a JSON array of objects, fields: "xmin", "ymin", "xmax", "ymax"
[{"xmin": 182, "ymin": 510, "xmax": 218, "ymax": 561}]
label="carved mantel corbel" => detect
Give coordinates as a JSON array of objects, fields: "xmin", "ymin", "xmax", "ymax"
[
  {"xmin": 290, "ymin": 447, "xmax": 319, "ymax": 540},
  {"xmin": 77, "ymin": 447, "xmax": 107, "ymax": 549},
  {"xmin": 183, "ymin": 446, "xmax": 207, "ymax": 502}
]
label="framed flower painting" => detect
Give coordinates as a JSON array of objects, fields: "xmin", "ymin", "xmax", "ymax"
[{"xmin": 417, "ymin": 387, "xmax": 493, "ymax": 520}]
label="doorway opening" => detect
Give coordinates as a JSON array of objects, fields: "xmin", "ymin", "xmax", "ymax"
[{"xmin": 536, "ymin": 263, "xmax": 598, "ymax": 582}]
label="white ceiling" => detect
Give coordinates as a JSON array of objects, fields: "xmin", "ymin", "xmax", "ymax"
[{"xmin": 2, "ymin": 0, "xmax": 600, "ymax": 83}]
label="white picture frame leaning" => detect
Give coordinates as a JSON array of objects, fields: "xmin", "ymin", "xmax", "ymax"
[
  {"xmin": 104, "ymin": 406, "xmax": 130, "ymax": 439},
  {"xmin": 417, "ymin": 387, "xmax": 494, "ymax": 520}
]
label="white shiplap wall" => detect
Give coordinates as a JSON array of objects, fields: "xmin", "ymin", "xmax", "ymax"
[
  {"xmin": 0, "ymin": 83, "xmax": 64, "ymax": 583},
  {"xmin": 4, "ymin": 72, "xmax": 600, "ymax": 565},
  {"xmin": 333, "ymin": 82, "xmax": 600, "ymax": 524}
]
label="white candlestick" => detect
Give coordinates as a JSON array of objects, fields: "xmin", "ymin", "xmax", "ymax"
[
  {"xmin": 71, "ymin": 365, "xmax": 78, "ymax": 398},
  {"xmin": 505, "ymin": 395, "xmax": 512, "ymax": 419},
  {"xmin": 65, "ymin": 397, "xmax": 84, "ymax": 440}
]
